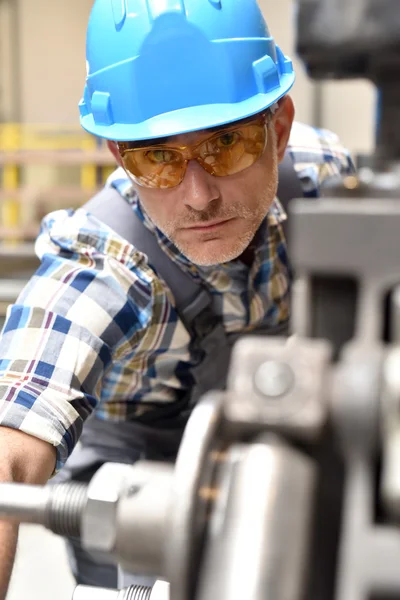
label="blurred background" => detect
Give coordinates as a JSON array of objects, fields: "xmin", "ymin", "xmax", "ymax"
[{"xmin": 0, "ymin": 0, "xmax": 376, "ymax": 598}]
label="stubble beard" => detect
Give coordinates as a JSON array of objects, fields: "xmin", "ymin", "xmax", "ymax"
[{"xmin": 167, "ymin": 156, "xmax": 279, "ymax": 266}]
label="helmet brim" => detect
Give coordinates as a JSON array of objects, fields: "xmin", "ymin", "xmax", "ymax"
[{"xmin": 80, "ymin": 73, "xmax": 295, "ymax": 142}]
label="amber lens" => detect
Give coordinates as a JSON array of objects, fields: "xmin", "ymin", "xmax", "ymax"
[
  {"xmin": 197, "ymin": 121, "xmax": 267, "ymax": 177},
  {"xmin": 119, "ymin": 147, "xmax": 187, "ymax": 189},
  {"xmin": 118, "ymin": 119, "xmax": 267, "ymax": 189}
]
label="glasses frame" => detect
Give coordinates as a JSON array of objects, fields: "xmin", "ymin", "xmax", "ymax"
[{"xmin": 117, "ymin": 111, "xmax": 270, "ymax": 189}]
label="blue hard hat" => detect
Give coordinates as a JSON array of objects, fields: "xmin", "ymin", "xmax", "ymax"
[{"xmin": 79, "ymin": 0, "xmax": 295, "ymax": 142}]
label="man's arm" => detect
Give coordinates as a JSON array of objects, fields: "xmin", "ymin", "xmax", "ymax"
[
  {"xmin": 0, "ymin": 207, "xmax": 151, "ymax": 596},
  {"xmin": 0, "ymin": 427, "xmax": 56, "ymax": 600}
]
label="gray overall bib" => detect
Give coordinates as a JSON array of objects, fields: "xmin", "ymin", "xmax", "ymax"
[{"xmin": 52, "ymin": 153, "xmax": 302, "ymax": 588}]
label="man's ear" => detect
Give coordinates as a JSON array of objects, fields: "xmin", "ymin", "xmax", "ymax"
[
  {"xmin": 273, "ymin": 95, "xmax": 295, "ymax": 162},
  {"xmin": 107, "ymin": 140, "xmax": 124, "ymax": 166}
]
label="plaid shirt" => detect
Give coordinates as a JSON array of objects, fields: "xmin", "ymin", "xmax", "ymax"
[{"xmin": 0, "ymin": 122, "xmax": 354, "ymax": 471}]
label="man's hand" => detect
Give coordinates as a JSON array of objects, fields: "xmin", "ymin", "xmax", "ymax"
[{"xmin": 0, "ymin": 427, "xmax": 56, "ymax": 600}]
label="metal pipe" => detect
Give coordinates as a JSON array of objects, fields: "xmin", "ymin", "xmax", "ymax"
[
  {"xmin": 0, "ymin": 482, "xmax": 87, "ymax": 537},
  {"xmin": 0, "ymin": 482, "xmax": 50, "ymax": 524},
  {"xmin": 73, "ymin": 581, "xmax": 170, "ymax": 600},
  {"xmin": 197, "ymin": 436, "xmax": 316, "ymax": 600},
  {"xmin": 73, "ymin": 588, "xmax": 122, "ymax": 600}
]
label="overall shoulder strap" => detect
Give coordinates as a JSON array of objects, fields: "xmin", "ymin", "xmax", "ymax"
[
  {"xmin": 84, "ymin": 188, "xmax": 211, "ymax": 325},
  {"xmin": 84, "ymin": 188, "xmax": 230, "ymax": 407},
  {"xmin": 277, "ymin": 152, "xmax": 304, "ymax": 243}
]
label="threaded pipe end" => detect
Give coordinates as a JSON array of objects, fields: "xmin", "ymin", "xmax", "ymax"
[
  {"xmin": 123, "ymin": 585, "xmax": 152, "ymax": 600},
  {"xmin": 46, "ymin": 483, "xmax": 88, "ymax": 537}
]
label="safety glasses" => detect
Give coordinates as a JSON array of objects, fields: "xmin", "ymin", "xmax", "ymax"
[{"xmin": 117, "ymin": 115, "xmax": 268, "ymax": 189}]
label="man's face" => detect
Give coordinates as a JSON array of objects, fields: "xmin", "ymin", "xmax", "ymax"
[{"xmin": 109, "ymin": 96, "xmax": 294, "ymax": 266}]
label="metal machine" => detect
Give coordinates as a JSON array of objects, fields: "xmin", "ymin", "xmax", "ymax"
[{"xmin": 2, "ymin": 0, "xmax": 400, "ymax": 598}]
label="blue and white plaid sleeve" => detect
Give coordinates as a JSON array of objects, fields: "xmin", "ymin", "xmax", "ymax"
[{"xmin": 0, "ymin": 208, "xmax": 155, "ymax": 471}]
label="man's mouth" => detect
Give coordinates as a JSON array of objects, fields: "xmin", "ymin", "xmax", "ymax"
[{"xmin": 185, "ymin": 218, "xmax": 235, "ymax": 231}]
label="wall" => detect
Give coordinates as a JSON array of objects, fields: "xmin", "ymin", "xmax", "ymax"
[{"xmin": 17, "ymin": 0, "xmax": 93, "ymax": 124}]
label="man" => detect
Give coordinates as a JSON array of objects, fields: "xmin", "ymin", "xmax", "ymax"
[{"xmin": 0, "ymin": 0, "xmax": 355, "ymax": 595}]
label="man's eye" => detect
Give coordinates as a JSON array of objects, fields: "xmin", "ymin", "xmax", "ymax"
[
  {"xmin": 146, "ymin": 149, "xmax": 177, "ymax": 164},
  {"xmin": 217, "ymin": 132, "xmax": 239, "ymax": 147}
]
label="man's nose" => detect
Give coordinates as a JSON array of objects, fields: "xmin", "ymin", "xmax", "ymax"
[{"xmin": 181, "ymin": 160, "xmax": 220, "ymax": 211}]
